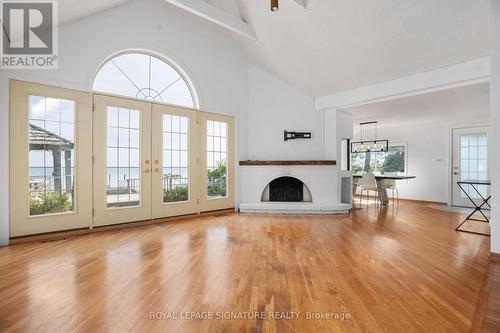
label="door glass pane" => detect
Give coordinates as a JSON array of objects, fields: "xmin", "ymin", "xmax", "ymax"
[
  {"xmin": 29, "ymin": 95, "xmax": 75, "ymax": 216},
  {"xmin": 207, "ymin": 120, "xmax": 227, "ymax": 199},
  {"xmin": 106, "ymin": 107, "xmax": 141, "ymax": 207},
  {"xmin": 459, "ymin": 133, "xmax": 488, "ymax": 198},
  {"xmin": 162, "ymin": 114, "xmax": 189, "ymax": 203}
]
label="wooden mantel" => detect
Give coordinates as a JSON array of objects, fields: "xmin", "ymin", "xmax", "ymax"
[{"xmin": 239, "ymin": 160, "xmax": 336, "ymax": 166}]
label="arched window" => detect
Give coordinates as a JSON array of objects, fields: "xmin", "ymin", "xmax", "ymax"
[{"xmin": 93, "ymin": 52, "xmax": 197, "ymax": 108}]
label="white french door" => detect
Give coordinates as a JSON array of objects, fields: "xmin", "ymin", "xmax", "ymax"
[
  {"xmin": 451, "ymin": 126, "xmax": 490, "ymax": 207},
  {"xmin": 93, "ymin": 96, "xmax": 235, "ymax": 226},
  {"xmin": 152, "ymin": 104, "xmax": 198, "ymax": 218},
  {"xmin": 9, "ymin": 80, "xmax": 93, "ymax": 237},
  {"xmin": 93, "ymin": 94, "xmax": 152, "ymax": 226},
  {"xmin": 10, "ymin": 81, "xmax": 235, "ymax": 236}
]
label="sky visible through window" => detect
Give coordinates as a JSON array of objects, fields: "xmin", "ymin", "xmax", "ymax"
[{"xmin": 93, "ymin": 53, "xmax": 195, "ymax": 108}]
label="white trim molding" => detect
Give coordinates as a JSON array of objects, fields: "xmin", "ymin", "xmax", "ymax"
[
  {"xmin": 164, "ymin": 0, "xmax": 257, "ymax": 41},
  {"xmin": 315, "ymin": 57, "xmax": 490, "ymax": 110}
]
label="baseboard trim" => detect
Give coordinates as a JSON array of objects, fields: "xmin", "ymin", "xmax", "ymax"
[
  {"xmin": 352, "ymin": 194, "xmax": 447, "ymax": 206},
  {"xmin": 400, "ymin": 198, "xmax": 448, "ymax": 205},
  {"xmin": 9, "ymin": 208, "xmax": 235, "ymax": 245},
  {"xmin": 490, "ymin": 252, "xmax": 500, "ymax": 263}
]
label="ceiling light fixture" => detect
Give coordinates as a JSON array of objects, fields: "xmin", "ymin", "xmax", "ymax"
[
  {"xmin": 351, "ymin": 121, "xmax": 389, "ymax": 153},
  {"xmin": 271, "ymin": 0, "xmax": 279, "ymax": 11}
]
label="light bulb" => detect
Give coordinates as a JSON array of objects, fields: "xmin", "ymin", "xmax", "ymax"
[{"xmin": 271, "ymin": 0, "xmax": 279, "ymax": 11}]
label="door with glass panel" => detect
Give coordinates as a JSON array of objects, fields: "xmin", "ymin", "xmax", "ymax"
[
  {"xmin": 93, "ymin": 94, "xmax": 152, "ymax": 226},
  {"xmin": 452, "ymin": 127, "xmax": 490, "ymax": 207},
  {"xmin": 199, "ymin": 112, "xmax": 234, "ymax": 212},
  {"xmin": 9, "ymin": 80, "xmax": 93, "ymax": 237},
  {"xmin": 151, "ymin": 104, "xmax": 198, "ymax": 218}
]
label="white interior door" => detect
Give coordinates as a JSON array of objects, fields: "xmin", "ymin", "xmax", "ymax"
[
  {"xmin": 9, "ymin": 80, "xmax": 93, "ymax": 237},
  {"xmin": 452, "ymin": 126, "xmax": 490, "ymax": 207},
  {"xmin": 152, "ymin": 104, "xmax": 198, "ymax": 218},
  {"xmin": 93, "ymin": 94, "xmax": 152, "ymax": 226}
]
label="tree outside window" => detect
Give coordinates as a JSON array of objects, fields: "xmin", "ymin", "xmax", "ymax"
[{"xmin": 352, "ymin": 145, "xmax": 406, "ymax": 175}]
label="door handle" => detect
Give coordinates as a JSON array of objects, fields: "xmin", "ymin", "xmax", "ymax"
[
  {"xmin": 154, "ymin": 168, "xmax": 160, "ymax": 173},
  {"xmin": 145, "ymin": 168, "xmax": 151, "ymax": 174}
]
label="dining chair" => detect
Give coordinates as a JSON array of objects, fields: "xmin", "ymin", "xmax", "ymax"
[
  {"xmin": 384, "ymin": 172, "xmax": 399, "ymax": 204},
  {"xmin": 352, "ymin": 176, "xmax": 361, "ymax": 204},
  {"xmin": 359, "ymin": 172, "xmax": 383, "ymax": 205}
]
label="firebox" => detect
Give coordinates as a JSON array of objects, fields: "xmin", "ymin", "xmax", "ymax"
[{"xmin": 269, "ymin": 177, "xmax": 304, "ymax": 202}]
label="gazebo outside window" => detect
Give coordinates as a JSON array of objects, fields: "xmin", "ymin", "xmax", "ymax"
[{"xmin": 29, "ymin": 96, "xmax": 76, "ymax": 216}]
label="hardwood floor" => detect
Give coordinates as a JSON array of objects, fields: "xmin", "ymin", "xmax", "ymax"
[
  {"xmin": 471, "ymin": 257, "xmax": 500, "ymax": 332},
  {"xmin": 0, "ymin": 201, "xmax": 495, "ymax": 332}
]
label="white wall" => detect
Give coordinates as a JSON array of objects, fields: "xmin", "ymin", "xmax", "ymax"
[
  {"xmin": 356, "ymin": 123, "xmax": 449, "ymax": 203},
  {"xmin": 490, "ymin": 0, "xmax": 500, "ymax": 253},
  {"xmin": 323, "ymin": 109, "xmax": 353, "ymax": 202},
  {"xmin": 0, "ymin": 0, "xmax": 250, "ymax": 245},
  {"xmin": 323, "ymin": 110, "xmax": 337, "ymax": 160},
  {"xmin": 247, "ymin": 65, "xmax": 324, "ymax": 160},
  {"xmin": 240, "ymin": 66, "xmax": 336, "ymax": 205},
  {"xmin": 353, "ymin": 119, "xmax": 490, "ymax": 203},
  {"xmin": 335, "ymin": 111, "xmax": 354, "ymax": 202}
]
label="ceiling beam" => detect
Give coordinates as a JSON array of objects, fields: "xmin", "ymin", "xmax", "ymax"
[
  {"xmin": 164, "ymin": 0, "xmax": 256, "ymax": 41},
  {"xmin": 315, "ymin": 57, "xmax": 490, "ymax": 110},
  {"xmin": 293, "ymin": 0, "xmax": 307, "ymax": 11}
]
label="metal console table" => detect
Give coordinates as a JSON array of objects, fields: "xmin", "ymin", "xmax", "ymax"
[{"xmin": 455, "ymin": 179, "xmax": 491, "ymax": 236}]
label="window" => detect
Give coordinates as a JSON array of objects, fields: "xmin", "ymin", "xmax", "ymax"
[
  {"xmin": 207, "ymin": 120, "xmax": 228, "ymax": 199},
  {"xmin": 162, "ymin": 114, "xmax": 189, "ymax": 203},
  {"xmin": 29, "ymin": 95, "xmax": 76, "ymax": 215},
  {"xmin": 352, "ymin": 144, "xmax": 406, "ymax": 175},
  {"xmin": 460, "ymin": 133, "xmax": 488, "ymax": 198},
  {"xmin": 106, "ymin": 106, "xmax": 141, "ymax": 207},
  {"xmin": 93, "ymin": 52, "xmax": 196, "ymax": 108}
]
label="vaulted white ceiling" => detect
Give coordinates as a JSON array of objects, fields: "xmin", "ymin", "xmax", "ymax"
[
  {"xmin": 58, "ymin": 0, "xmax": 134, "ymax": 25},
  {"xmin": 58, "ymin": 0, "xmax": 490, "ymax": 99},
  {"xmin": 233, "ymin": 0, "xmax": 490, "ymax": 97}
]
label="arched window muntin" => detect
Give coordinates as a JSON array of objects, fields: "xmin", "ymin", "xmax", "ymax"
[{"xmin": 92, "ymin": 50, "xmax": 199, "ymax": 109}]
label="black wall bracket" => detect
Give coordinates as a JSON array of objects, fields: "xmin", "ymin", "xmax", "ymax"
[{"xmin": 284, "ymin": 130, "xmax": 312, "ymax": 142}]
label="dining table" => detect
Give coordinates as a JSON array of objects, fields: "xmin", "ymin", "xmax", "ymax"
[{"xmin": 352, "ymin": 174, "xmax": 416, "ymax": 206}]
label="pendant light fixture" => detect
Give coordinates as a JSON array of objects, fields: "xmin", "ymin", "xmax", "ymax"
[
  {"xmin": 271, "ymin": 0, "xmax": 279, "ymax": 11},
  {"xmin": 351, "ymin": 121, "xmax": 389, "ymax": 153}
]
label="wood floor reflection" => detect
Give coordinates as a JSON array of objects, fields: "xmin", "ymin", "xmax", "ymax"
[{"xmin": 0, "ymin": 201, "xmax": 495, "ymax": 332}]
